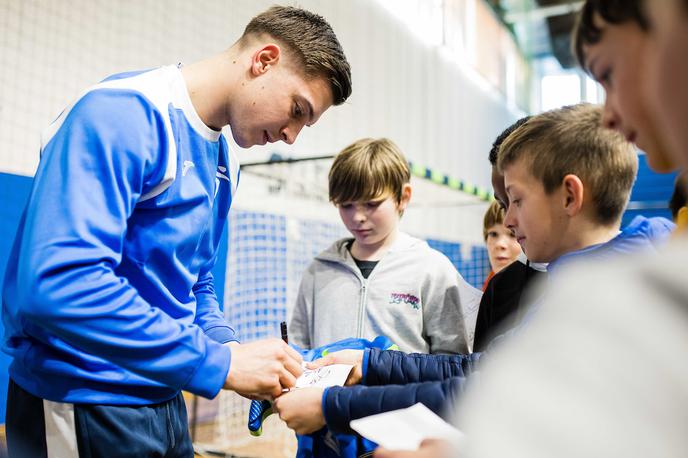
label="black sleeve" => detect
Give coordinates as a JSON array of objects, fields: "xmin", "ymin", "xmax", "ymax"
[{"xmin": 474, "ymin": 261, "xmax": 541, "ymax": 351}]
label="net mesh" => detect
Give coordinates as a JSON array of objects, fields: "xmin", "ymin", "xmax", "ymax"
[{"xmin": 188, "ymin": 159, "xmax": 490, "ymax": 456}]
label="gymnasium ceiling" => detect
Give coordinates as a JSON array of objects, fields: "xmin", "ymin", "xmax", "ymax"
[
  {"xmin": 486, "ymin": 0, "xmax": 583, "ymax": 68},
  {"xmin": 485, "ymin": 0, "xmax": 677, "ymax": 221}
]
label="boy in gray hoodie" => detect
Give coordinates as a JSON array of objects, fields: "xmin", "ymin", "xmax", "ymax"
[{"xmin": 289, "ymin": 137, "xmax": 481, "ymax": 355}]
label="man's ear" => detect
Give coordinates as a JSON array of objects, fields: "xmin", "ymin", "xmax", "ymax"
[
  {"xmin": 398, "ymin": 183, "xmax": 412, "ymax": 212},
  {"xmin": 562, "ymin": 174, "xmax": 584, "ymax": 216},
  {"xmin": 251, "ymin": 44, "xmax": 281, "ymax": 76}
]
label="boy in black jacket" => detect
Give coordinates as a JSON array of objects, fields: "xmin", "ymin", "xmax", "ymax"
[{"xmin": 472, "ymin": 115, "xmax": 548, "ymax": 352}]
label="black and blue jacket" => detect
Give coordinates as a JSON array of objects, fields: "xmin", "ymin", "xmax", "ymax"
[{"xmin": 323, "ymin": 348, "xmax": 481, "ymax": 434}]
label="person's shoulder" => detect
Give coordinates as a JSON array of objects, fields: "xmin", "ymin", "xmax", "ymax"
[
  {"xmin": 639, "ymin": 216, "xmax": 675, "ymax": 246},
  {"xmin": 71, "ymin": 87, "xmax": 155, "ymax": 121},
  {"xmin": 313, "ymin": 237, "xmax": 353, "ymax": 262},
  {"xmin": 526, "ymin": 240, "xmax": 688, "ymax": 372},
  {"xmin": 77, "ymin": 66, "xmax": 180, "ymax": 114},
  {"xmin": 65, "ymin": 68, "xmax": 172, "ymax": 124},
  {"xmin": 47, "ymin": 80, "xmax": 167, "ymax": 154},
  {"xmin": 485, "ymin": 259, "xmax": 544, "ymax": 294},
  {"xmin": 399, "ymin": 233, "xmax": 441, "ymax": 256},
  {"xmin": 551, "ymin": 237, "xmax": 688, "ymax": 304},
  {"xmin": 412, "ymin": 239, "xmax": 455, "ymax": 266},
  {"xmin": 590, "ymin": 216, "xmax": 676, "ymax": 261},
  {"xmin": 494, "ymin": 259, "xmax": 534, "ymax": 278}
]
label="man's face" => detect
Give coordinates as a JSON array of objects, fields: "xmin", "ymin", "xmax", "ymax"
[
  {"xmin": 502, "ymin": 159, "xmax": 569, "ymax": 263},
  {"xmin": 583, "ymin": 15, "xmax": 676, "ymax": 173},
  {"xmin": 228, "ymin": 63, "xmax": 333, "ymax": 148},
  {"xmin": 644, "ymin": 0, "xmax": 688, "ymax": 170}
]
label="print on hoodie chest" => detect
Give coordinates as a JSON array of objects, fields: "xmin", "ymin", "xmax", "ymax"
[{"xmin": 389, "ymin": 292, "xmax": 420, "ymax": 310}]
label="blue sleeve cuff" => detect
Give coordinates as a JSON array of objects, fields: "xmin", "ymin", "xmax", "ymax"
[
  {"xmin": 183, "ymin": 340, "xmax": 231, "ymax": 399},
  {"xmin": 204, "ymin": 325, "xmax": 239, "ymax": 344},
  {"xmin": 361, "ymin": 348, "xmax": 371, "ymax": 385}
]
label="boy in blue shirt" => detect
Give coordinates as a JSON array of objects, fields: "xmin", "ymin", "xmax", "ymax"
[{"xmin": 2, "ymin": 6, "xmax": 351, "ymax": 457}]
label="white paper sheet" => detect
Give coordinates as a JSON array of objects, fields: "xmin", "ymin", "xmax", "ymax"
[
  {"xmin": 294, "ymin": 364, "xmax": 353, "ymax": 389},
  {"xmin": 349, "ymin": 402, "xmax": 464, "ymax": 451}
]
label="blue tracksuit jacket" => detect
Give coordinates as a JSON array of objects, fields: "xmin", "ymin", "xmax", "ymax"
[{"xmin": 2, "ymin": 65, "xmax": 240, "ymax": 404}]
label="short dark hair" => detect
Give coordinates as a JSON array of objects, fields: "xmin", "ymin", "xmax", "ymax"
[
  {"xmin": 573, "ymin": 0, "xmax": 649, "ymax": 72},
  {"xmin": 489, "ymin": 116, "xmax": 531, "ymax": 166},
  {"xmin": 242, "ymin": 6, "xmax": 352, "ymax": 105}
]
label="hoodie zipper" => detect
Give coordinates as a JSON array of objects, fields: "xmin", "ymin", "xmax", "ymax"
[
  {"xmin": 356, "ymin": 281, "xmax": 368, "ymax": 338},
  {"xmin": 318, "ymin": 240, "xmax": 379, "ymax": 339}
]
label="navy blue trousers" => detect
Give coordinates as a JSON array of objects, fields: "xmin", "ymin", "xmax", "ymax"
[{"xmin": 6, "ymin": 379, "xmax": 194, "ymax": 457}]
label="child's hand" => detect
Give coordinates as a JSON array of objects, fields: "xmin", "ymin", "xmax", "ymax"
[
  {"xmin": 307, "ymin": 349, "xmax": 364, "ymax": 385},
  {"xmin": 273, "ymin": 387, "xmax": 326, "ymax": 434}
]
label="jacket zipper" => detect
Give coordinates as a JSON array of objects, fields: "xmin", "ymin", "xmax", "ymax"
[{"xmin": 356, "ymin": 282, "xmax": 368, "ymax": 338}]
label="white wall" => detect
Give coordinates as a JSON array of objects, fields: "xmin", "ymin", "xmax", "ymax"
[{"xmin": 0, "ymin": 0, "xmax": 520, "ymax": 243}]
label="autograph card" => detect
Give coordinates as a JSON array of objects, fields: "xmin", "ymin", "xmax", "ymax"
[{"xmin": 294, "ymin": 364, "xmax": 353, "ymax": 389}]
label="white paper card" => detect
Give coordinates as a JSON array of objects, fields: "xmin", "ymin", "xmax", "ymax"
[
  {"xmin": 349, "ymin": 402, "xmax": 464, "ymax": 451},
  {"xmin": 294, "ymin": 364, "xmax": 353, "ymax": 389}
]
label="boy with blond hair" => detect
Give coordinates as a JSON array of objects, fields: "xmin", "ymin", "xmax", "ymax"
[
  {"xmin": 274, "ymin": 104, "xmax": 674, "ymax": 439},
  {"xmin": 289, "ymin": 138, "xmax": 480, "ymax": 355},
  {"xmin": 497, "ymin": 104, "xmax": 672, "ymax": 272}
]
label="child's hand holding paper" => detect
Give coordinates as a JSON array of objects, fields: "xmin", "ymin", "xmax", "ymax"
[{"xmin": 273, "ymin": 364, "xmax": 354, "ymax": 434}]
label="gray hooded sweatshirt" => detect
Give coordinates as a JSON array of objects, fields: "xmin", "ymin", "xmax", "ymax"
[{"xmin": 289, "ymin": 232, "xmax": 482, "ymax": 354}]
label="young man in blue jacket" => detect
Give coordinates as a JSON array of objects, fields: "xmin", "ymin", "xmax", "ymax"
[
  {"xmin": 273, "ymin": 103, "xmax": 674, "ymax": 437},
  {"xmin": 2, "ymin": 6, "xmax": 351, "ymax": 457}
]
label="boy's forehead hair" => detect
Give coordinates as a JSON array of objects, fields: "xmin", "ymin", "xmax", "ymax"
[
  {"xmin": 498, "ymin": 103, "xmax": 638, "ymax": 225},
  {"xmin": 573, "ymin": 0, "xmax": 649, "ymax": 72},
  {"xmin": 483, "ymin": 200, "xmax": 506, "ymax": 241},
  {"xmin": 329, "ymin": 138, "xmax": 410, "ymax": 205},
  {"xmin": 240, "ymin": 5, "xmax": 352, "ymax": 105}
]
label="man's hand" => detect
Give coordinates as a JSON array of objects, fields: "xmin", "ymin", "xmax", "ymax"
[
  {"xmin": 223, "ymin": 339, "xmax": 303, "ymax": 400},
  {"xmin": 273, "ymin": 387, "xmax": 326, "ymax": 435},
  {"xmin": 373, "ymin": 439, "xmax": 452, "ymax": 458},
  {"xmin": 307, "ymin": 349, "xmax": 364, "ymax": 385}
]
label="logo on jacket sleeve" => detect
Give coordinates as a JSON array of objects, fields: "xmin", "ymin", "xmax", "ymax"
[
  {"xmin": 182, "ymin": 160, "xmax": 195, "ymax": 176},
  {"xmin": 389, "ymin": 293, "xmax": 420, "ymax": 309},
  {"xmin": 215, "ymin": 165, "xmax": 230, "ymax": 198}
]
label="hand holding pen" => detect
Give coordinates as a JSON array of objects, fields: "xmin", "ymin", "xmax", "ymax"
[
  {"xmin": 281, "ymin": 321, "xmax": 289, "ymax": 344},
  {"xmin": 223, "ymin": 321, "xmax": 303, "ymax": 400}
]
